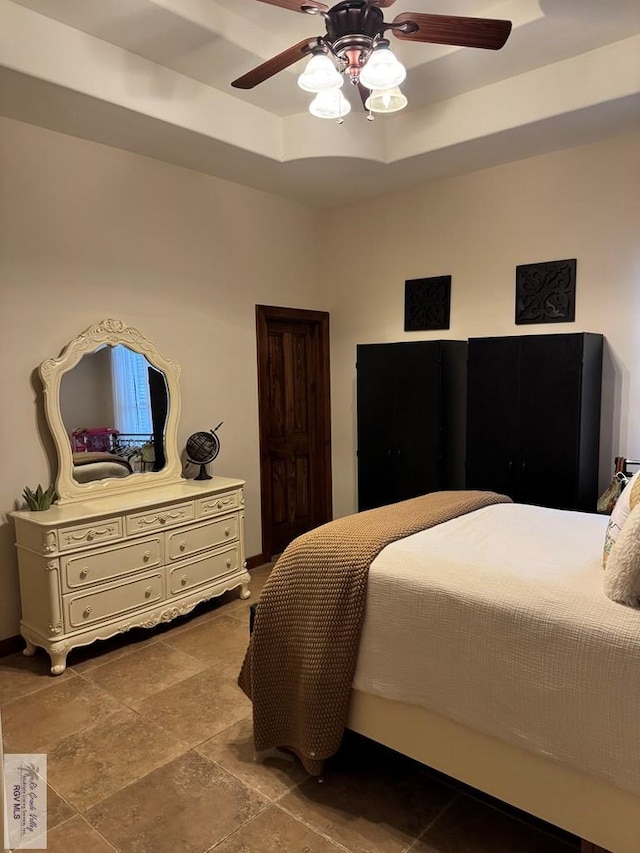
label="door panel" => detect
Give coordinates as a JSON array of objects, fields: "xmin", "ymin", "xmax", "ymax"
[
  {"xmin": 466, "ymin": 337, "xmax": 520, "ymax": 498},
  {"xmin": 357, "ymin": 342, "xmax": 448, "ymax": 511},
  {"xmin": 257, "ymin": 306, "xmax": 332, "ymax": 560},
  {"xmin": 519, "ymin": 334, "xmax": 582, "ymax": 509}
]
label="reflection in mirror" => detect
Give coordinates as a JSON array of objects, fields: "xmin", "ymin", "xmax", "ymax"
[{"xmin": 59, "ymin": 344, "xmax": 168, "ymax": 484}]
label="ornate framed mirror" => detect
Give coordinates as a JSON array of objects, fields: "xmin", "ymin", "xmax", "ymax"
[{"xmin": 41, "ymin": 318, "xmax": 183, "ymax": 504}]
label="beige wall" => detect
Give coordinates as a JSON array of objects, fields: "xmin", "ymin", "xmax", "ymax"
[
  {"xmin": 324, "ymin": 133, "xmax": 640, "ymax": 520},
  {"xmin": 0, "ymin": 116, "xmax": 324, "ymax": 640},
  {"xmin": 1, "ymin": 117, "xmax": 639, "ymax": 641}
]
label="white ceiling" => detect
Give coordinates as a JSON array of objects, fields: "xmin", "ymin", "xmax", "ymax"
[{"xmin": 1, "ymin": 0, "xmax": 639, "ymax": 206}]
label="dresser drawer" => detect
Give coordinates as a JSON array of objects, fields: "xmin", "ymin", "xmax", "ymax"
[
  {"xmin": 62, "ymin": 536, "xmax": 162, "ymax": 590},
  {"xmin": 64, "ymin": 571, "xmax": 164, "ymax": 628},
  {"xmin": 58, "ymin": 517, "xmax": 123, "ymax": 552},
  {"xmin": 168, "ymin": 546, "xmax": 240, "ymax": 595},
  {"xmin": 197, "ymin": 490, "xmax": 240, "ymax": 519},
  {"xmin": 166, "ymin": 515, "xmax": 238, "ymax": 561},
  {"xmin": 125, "ymin": 501, "xmax": 195, "ymax": 536}
]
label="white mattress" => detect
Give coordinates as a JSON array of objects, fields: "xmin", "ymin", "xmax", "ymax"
[{"xmin": 353, "ymin": 502, "xmax": 640, "ymax": 796}]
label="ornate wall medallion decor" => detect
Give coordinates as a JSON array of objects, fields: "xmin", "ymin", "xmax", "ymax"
[
  {"xmin": 515, "ymin": 259, "xmax": 576, "ymax": 325},
  {"xmin": 404, "ymin": 276, "xmax": 451, "ymax": 331}
]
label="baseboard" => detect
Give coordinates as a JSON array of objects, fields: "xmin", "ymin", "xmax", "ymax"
[
  {"xmin": 246, "ymin": 553, "xmax": 268, "ymax": 570},
  {"xmin": 0, "ymin": 634, "xmax": 23, "ymax": 658}
]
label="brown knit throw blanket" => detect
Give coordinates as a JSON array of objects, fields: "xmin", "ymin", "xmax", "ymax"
[{"xmin": 238, "ymin": 490, "xmax": 511, "ymax": 774}]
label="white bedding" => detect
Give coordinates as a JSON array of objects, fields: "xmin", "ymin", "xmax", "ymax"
[{"xmin": 353, "ymin": 502, "xmax": 640, "ymax": 796}]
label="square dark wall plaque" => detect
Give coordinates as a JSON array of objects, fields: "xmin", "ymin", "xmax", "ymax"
[
  {"xmin": 515, "ymin": 258, "xmax": 576, "ymax": 325},
  {"xmin": 404, "ymin": 276, "xmax": 451, "ymax": 331}
]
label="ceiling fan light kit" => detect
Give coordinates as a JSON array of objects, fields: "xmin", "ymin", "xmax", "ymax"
[
  {"xmin": 358, "ymin": 40, "xmax": 406, "ymax": 91},
  {"xmin": 233, "ymin": 1, "xmax": 512, "ymax": 123},
  {"xmin": 365, "ymin": 85, "xmax": 407, "ymax": 114},
  {"xmin": 309, "ymin": 87, "xmax": 352, "ymax": 119},
  {"xmin": 297, "ymin": 49, "xmax": 344, "ymax": 91}
]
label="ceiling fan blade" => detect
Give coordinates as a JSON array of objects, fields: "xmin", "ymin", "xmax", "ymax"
[
  {"xmin": 253, "ymin": 0, "xmax": 328, "ymax": 12},
  {"xmin": 391, "ymin": 13, "xmax": 512, "ymax": 50},
  {"xmin": 231, "ymin": 39, "xmax": 315, "ymax": 89}
]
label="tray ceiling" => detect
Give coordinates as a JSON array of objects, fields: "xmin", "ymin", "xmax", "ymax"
[{"xmin": 1, "ymin": 0, "xmax": 639, "ymax": 205}]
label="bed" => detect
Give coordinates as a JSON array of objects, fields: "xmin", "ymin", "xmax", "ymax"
[
  {"xmin": 72, "ymin": 451, "xmax": 133, "ymax": 483},
  {"xmin": 240, "ymin": 491, "xmax": 640, "ymax": 853}
]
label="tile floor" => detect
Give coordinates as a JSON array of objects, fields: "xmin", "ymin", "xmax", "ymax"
[{"xmin": 0, "ymin": 564, "xmax": 581, "ymax": 853}]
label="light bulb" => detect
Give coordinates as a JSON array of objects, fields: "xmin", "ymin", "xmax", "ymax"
[
  {"xmin": 359, "ymin": 43, "xmax": 406, "ymax": 91},
  {"xmin": 364, "ymin": 86, "xmax": 408, "ymax": 114},
  {"xmin": 298, "ymin": 52, "xmax": 343, "ymax": 93},
  {"xmin": 309, "ymin": 88, "xmax": 351, "ymax": 119}
]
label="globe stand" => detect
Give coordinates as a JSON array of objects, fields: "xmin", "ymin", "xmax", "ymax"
[
  {"xmin": 194, "ymin": 463, "xmax": 212, "ymax": 481},
  {"xmin": 186, "ymin": 424, "xmax": 223, "ymax": 483}
]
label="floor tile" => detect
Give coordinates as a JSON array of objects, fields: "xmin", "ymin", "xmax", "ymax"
[
  {"xmin": 47, "ymin": 708, "xmax": 185, "ymax": 810},
  {"xmin": 80, "ymin": 640, "xmax": 208, "ymax": 708},
  {"xmin": 414, "ymin": 794, "xmax": 577, "ymax": 853},
  {"xmin": 1, "ymin": 676, "xmax": 125, "ymax": 753},
  {"xmin": 278, "ymin": 747, "xmax": 455, "ymax": 853},
  {"xmin": 86, "ymin": 750, "xmax": 268, "ymax": 853},
  {"xmin": 47, "ymin": 785, "xmax": 76, "ymax": 830},
  {"xmin": 0, "ymin": 650, "xmax": 74, "ymax": 705},
  {"xmin": 136, "ymin": 659, "xmax": 251, "ymax": 747},
  {"xmin": 214, "ymin": 804, "xmax": 346, "ymax": 852},
  {"xmin": 161, "ymin": 613, "xmax": 250, "ymax": 667},
  {"xmin": 46, "ymin": 815, "xmax": 117, "ymax": 852},
  {"xmin": 67, "ymin": 628, "xmax": 161, "ymax": 674},
  {"xmin": 197, "ymin": 716, "xmax": 309, "ymax": 801}
]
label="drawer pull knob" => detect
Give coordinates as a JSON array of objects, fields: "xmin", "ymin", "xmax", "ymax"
[
  {"xmin": 143, "ymin": 551, "xmax": 151, "ymax": 562},
  {"xmin": 224, "ymin": 527, "xmax": 231, "ymax": 536},
  {"xmin": 144, "ymin": 587, "xmax": 153, "ymax": 598},
  {"xmin": 180, "ymin": 575, "xmax": 188, "ymax": 586},
  {"xmin": 179, "ymin": 541, "xmax": 187, "ymax": 552},
  {"xmin": 226, "ymin": 558, "xmax": 232, "ymax": 568},
  {"xmin": 83, "ymin": 606, "xmax": 92, "ymax": 618},
  {"xmin": 86, "ymin": 531, "xmax": 95, "ymax": 541},
  {"xmin": 159, "ymin": 516, "xmax": 167, "ymax": 525},
  {"xmin": 217, "ymin": 501, "xmax": 223, "ymax": 508},
  {"xmin": 79, "ymin": 568, "xmax": 89, "ymax": 579}
]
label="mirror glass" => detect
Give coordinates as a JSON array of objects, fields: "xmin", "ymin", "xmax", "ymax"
[
  {"xmin": 41, "ymin": 319, "xmax": 183, "ymax": 505},
  {"xmin": 59, "ymin": 345, "xmax": 168, "ymax": 484}
]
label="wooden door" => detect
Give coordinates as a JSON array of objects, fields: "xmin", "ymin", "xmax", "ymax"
[{"xmin": 256, "ymin": 305, "xmax": 332, "ymax": 560}]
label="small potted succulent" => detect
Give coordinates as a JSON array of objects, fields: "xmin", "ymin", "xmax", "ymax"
[{"xmin": 22, "ymin": 483, "xmax": 57, "ymax": 511}]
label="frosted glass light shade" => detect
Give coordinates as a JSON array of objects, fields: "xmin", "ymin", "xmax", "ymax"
[
  {"xmin": 309, "ymin": 88, "xmax": 351, "ymax": 119},
  {"xmin": 298, "ymin": 53, "xmax": 343, "ymax": 92},
  {"xmin": 359, "ymin": 45, "xmax": 406, "ymax": 90},
  {"xmin": 364, "ymin": 86, "xmax": 408, "ymax": 114}
]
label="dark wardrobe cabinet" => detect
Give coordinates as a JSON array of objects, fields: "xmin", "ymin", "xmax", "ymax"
[
  {"xmin": 465, "ymin": 333, "xmax": 603, "ymax": 512},
  {"xmin": 356, "ymin": 340, "xmax": 467, "ymax": 511}
]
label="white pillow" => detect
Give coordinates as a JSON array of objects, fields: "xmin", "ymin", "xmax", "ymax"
[
  {"xmin": 603, "ymin": 502, "xmax": 640, "ymax": 607},
  {"xmin": 602, "ymin": 469, "xmax": 640, "ymax": 567}
]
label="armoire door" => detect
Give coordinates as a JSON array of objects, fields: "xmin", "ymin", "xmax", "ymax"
[
  {"xmin": 357, "ymin": 341, "xmax": 465, "ymax": 511},
  {"xmin": 466, "ymin": 337, "xmax": 520, "ymax": 497},
  {"xmin": 466, "ymin": 333, "xmax": 603, "ymax": 511},
  {"xmin": 518, "ymin": 334, "xmax": 585, "ymax": 509}
]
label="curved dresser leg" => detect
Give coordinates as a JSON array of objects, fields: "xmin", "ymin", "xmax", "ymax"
[
  {"xmin": 22, "ymin": 639, "xmax": 37, "ymax": 657},
  {"xmin": 49, "ymin": 643, "xmax": 69, "ymax": 675},
  {"xmin": 240, "ymin": 583, "xmax": 251, "ymax": 600}
]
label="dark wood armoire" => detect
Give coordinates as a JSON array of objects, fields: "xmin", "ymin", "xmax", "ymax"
[
  {"xmin": 356, "ymin": 340, "xmax": 467, "ymax": 511},
  {"xmin": 465, "ymin": 332, "xmax": 603, "ymax": 512}
]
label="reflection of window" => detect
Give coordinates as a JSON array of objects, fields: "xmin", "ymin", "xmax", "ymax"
[{"xmin": 111, "ymin": 346, "xmax": 152, "ymax": 435}]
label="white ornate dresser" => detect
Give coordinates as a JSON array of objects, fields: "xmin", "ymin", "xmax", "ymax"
[
  {"xmin": 12, "ymin": 477, "xmax": 249, "ymax": 674},
  {"xmin": 11, "ymin": 319, "xmax": 250, "ymax": 674}
]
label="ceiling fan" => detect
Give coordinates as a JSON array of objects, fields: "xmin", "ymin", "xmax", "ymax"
[{"xmin": 231, "ymin": 0, "xmax": 512, "ymax": 118}]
